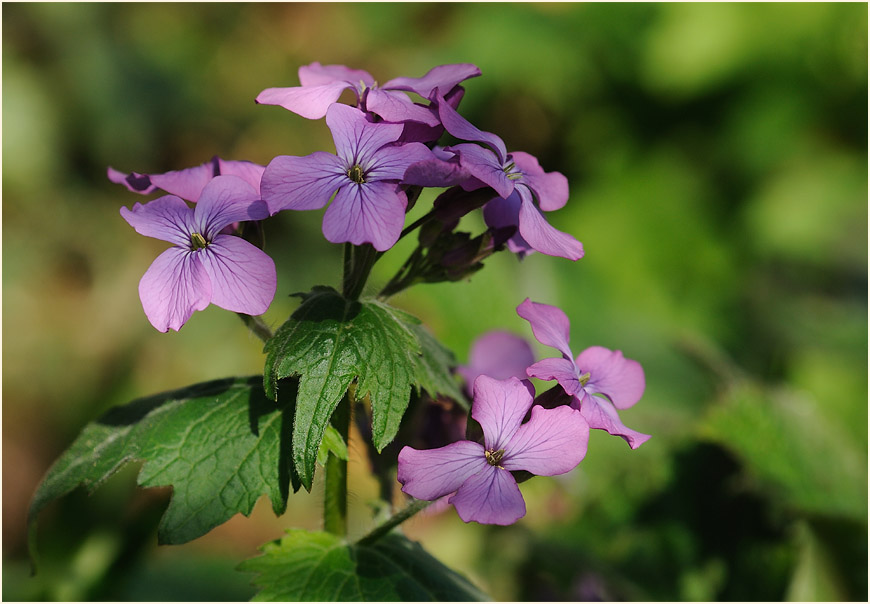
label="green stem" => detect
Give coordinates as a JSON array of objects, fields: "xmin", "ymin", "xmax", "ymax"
[
  {"xmin": 355, "ymin": 498, "xmax": 434, "ymax": 547},
  {"xmin": 398, "ymin": 207, "xmax": 437, "ymax": 242},
  {"xmin": 323, "ymin": 394, "xmax": 350, "ymax": 536},
  {"xmin": 237, "ymin": 314, "xmax": 273, "ymax": 343},
  {"xmin": 377, "ymin": 246, "xmax": 425, "ymax": 300},
  {"xmin": 342, "ymin": 243, "xmax": 380, "ymax": 300}
]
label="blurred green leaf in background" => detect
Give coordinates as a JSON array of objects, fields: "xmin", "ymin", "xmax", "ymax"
[{"xmin": 3, "ymin": 3, "xmax": 866, "ymax": 601}]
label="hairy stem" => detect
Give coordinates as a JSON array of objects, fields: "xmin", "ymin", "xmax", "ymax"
[
  {"xmin": 342, "ymin": 243, "xmax": 380, "ymax": 300},
  {"xmin": 323, "ymin": 395, "xmax": 351, "ymax": 536},
  {"xmin": 355, "ymin": 498, "xmax": 434, "ymax": 547},
  {"xmin": 237, "ymin": 313, "xmax": 273, "ymax": 342}
]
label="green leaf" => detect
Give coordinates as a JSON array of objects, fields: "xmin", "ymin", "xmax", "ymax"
[
  {"xmin": 239, "ymin": 529, "xmax": 488, "ymax": 601},
  {"xmin": 264, "ymin": 287, "xmax": 463, "ymax": 490},
  {"xmin": 29, "ymin": 376, "xmax": 296, "ymax": 553},
  {"xmin": 316, "ymin": 424, "xmax": 349, "ymax": 467}
]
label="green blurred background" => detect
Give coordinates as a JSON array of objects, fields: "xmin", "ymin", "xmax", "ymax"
[{"xmin": 3, "ymin": 2, "xmax": 867, "ymax": 601}]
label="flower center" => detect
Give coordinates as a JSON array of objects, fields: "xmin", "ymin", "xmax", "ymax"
[
  {"xmin": 190, "ymin": 232, "xmax": 209, "ymax": 250},
  {"xmin": 485, "ymin": 448, "xmax": 505, "ymax": 467},
  {"xmin": 348, "ymin": 164, "xmax": 366, "ymax": 184},
  {"xmin": 578, "ymin": 372, "xmax": 591, "ymax": 387}
]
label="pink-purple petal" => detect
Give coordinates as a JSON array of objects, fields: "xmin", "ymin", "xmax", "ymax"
[
  {"xmin": 148, "ymin": 161, "xmax": 216, "ymax": 202},
  {"xmin": 365, "ymin": 142, "xmax": 435, "ymax": 182},
  {"xmin": 255, "ymin": 81, "xmax": 355, "ymax": 120},
  {"xmin": 403, "ymin": 157, "xmax": 471, "ymax": 188},
  {"xmin": 326, "ymin": 103, "xmax": 404, "ymax": 164},
  {"xmin": 397, "ymin": 441, "xmax": 487, "ymax": 501},
  {"xmin": 321, "ymin": 181, "xmax": 407, "ymax": 251},
  {"xmin": 107, "ymin": 166, "xmax": 159, "ymax": 195},
  {"xmin": 194, "ymin": 175, "xmax": 268, "ymax": 237},
  {"xmin": 471, "ymin": 375, "xmax": 536, "ymax": 451},
  {"xmin": 457, "ymin": 331, "xmax": 536, "ymax": 394},
  {"xmin": 435, "ymin": 92, "xmax": 507, "ymax": 163},
  {"xmin": 138, "ymin": 247, "xmax": 211, "ymax": 332},
  {"xmin": 449, "ymin": 143, "xmax": 514, "ymax": 199},
  {"xmin": 516, "ymin": 298, "xmax": 575, "ymax": 360},
  {"xmin": 120, "ymin": 195, "xmax": 194, "ymax": 248},
  {"xmin": 526, "ymin": 357, "xmax": 582, "ymax": 396},
  {"xmin": 216, "ymin": 159, "xmax": 266, "ymax": 194},
  {"xmin": 449, "ymin": 465, "xmax": 526, "ymax": 525},
  {"xmin": 512, "ymin": 151, "xmax": 569, "ymax": 212},
  {"xmin": 261, "ymin": 153, "xmax": 346, "ymax": 213},
  {"xmin": 575, "ymin": 393, "xmax": 651, "ymax": 450},
  {"xmin": 298, "ymin": 62, "xmax": 373, "ymax": 87},
  {"xmin": 365, "ymin": 89, "xmax": 441, "ymax": 126},
  {"xmin": 576, "ymin": 346, "xmax": 646, "ymax": 410},
  {"xmin": 502, "ymin": 405, "xmax": 589, "ymax": 476},
  {"xmin": 516, "ymin": 187, "xmax": 584, "ymax": 260},
  {"xmin": 383, "ymin": 63, "xmax": 481, "ymax": 97},
  {"xmin": 197, "ymin": 235, "xmax": 276, "ymax": 316}
]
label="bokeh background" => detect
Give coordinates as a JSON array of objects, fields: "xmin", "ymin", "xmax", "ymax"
[{"xmin": 3, "ymin": 3, "xmax": 867, "ymax": 601}]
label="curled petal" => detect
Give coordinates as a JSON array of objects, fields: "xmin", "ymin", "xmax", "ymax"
[
  {"xmin": 516, "ymin": 187, "xmax": 584, "ymax": 260},
  {"xmin": 261, "ymin": 152, "xmax": 346, "ymax": 213},
  {"xmin": 197, "ymin": 235, "xmax": 276, "ymax": 316},
  {"xmin": 435, "ymin": 92, "xmax": 507, "ymax": 163},
  {"xmin": 449, "ymin": 143, "xmax": 514, "ymax": 199},
  {"xmin": 457, "ymin": 331, "xmax": 535, "ymax": 394},
  {"xmin": 138, "ymin": 247, "xmax": 211, "ymax": 332},
  {"xmin": 120, "ymin": 195, "xmax": 194, "ymax": 248},
  {"xmin": 526, "ymin": 357, "xmax": 582, "ymax": 396},
  {"xmin": 503, "ymin": 405, "xmax": 589, "ymax": 476},
  {"xmin": 298, "ymin": 62, "xmax": 374, "ymax": 87},
  {"xmin": 107, "ymin": 166, "xmax": 158, "ymax": 195},
  {"xmin": 449, "ymin": 466, "xmax": 525, "ymax": 525},
  {"xmin": 365, "ymin": 89, "xmax": 441, "ymax": 126},
  {"xmin": 321, "ymin": 181, "xmax": 407, "ymax": 251},
  {"xmin": 397, "ymin": 441, "xmax": 487, "ymax": 501},
  {"xmin": 516, "ymin": 298, "xmax": 575, "ymax": 360},
  {"xmin": 256, "ymin": 81, "xmax": 355, "ymax": 120},
  {"xmin": 512, "ymin": 151, "xmax": 569, "ymax": 211},
  {"xmin": 384, "ymin": 63, "xmax": 481, "ymax": 97},
  {"xmin": 576, "ymin": 346, "xmax": 646, "ymax": 410},
  {"xmin": 194, "ymin": 175, "xmax": 268, "ymax": 237},
  {"xmin": 326, "ymin": 103, "xmax": 404, "ymax": 165},
  {"xmin": 575, "ymin": 393, "xmax": 651, "ymax": 450},
  {"xmin": 471, "ymin": 375, "xmax": 536, "ymax": 451},
  {"xmin": 149, "ymin": 161, "xmax": 216, "ymax": 202}
]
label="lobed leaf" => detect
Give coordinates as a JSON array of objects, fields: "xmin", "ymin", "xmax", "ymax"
[
  {"xmin": 28, "ymin": 376, "xmax": 297, "ymax": 554},
  {"xmin": 239, "ymin": 529, "xmax": 488, "ymax": 601},
  {"xmin": 263, "ymin": 287, "xmax": 463, "ymax": 490}
]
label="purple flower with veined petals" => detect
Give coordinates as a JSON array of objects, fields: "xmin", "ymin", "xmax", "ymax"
[
  {"xmin": 398, "ymin": 375, "xmax": 590, "ymax": 525},
  {"xmin": 108, "ymin": 156, "xmax": 265, "ymax": 201},
  {"xmin": 516, "ymin": 298, "xmax": 650, "ymax": 449},
  {"xmin": 456, "ymin": 331, "xmax": 536, "ymax": 395},
  {"xmin": 120, "ymin": 175, "xmax": 276, "ymax": 332},
  {"xmin": 261, "ymin": 103, "xmax": 436, "ymax": 251},
  {"xmin": 433, "ymin": 93, "xmax": 584, "ymax": 261},
  {"xmin": 256, "ymin": 61, "xmax": 480, "ymax": 125}
]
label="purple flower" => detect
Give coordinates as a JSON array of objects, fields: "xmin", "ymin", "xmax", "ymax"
[
  {"xmin": 120, "ymin": 175, "xmax": 276, "ymax": 332},
  {"xmin": 517, "ymin": 299, "xmax": 650, "ymax": 449},
  {"xmin": 397, "ymin": 375, "xmax": 589, "ymax": 525},
  {"xmin": 434, "ymin": 93, "xmax": 584, "ymax": 261},
  {"xmin": 108, "ymin": 156, "xmax": 265, "ymax": 201},
  {"xmin": 261, "ymin": 103, "xmax": 435, "ymax": 251},
  {"xmin": 255, "ymin": 61, "xmax": 480, "ymax": 125},
  {"xmin": 456, "ymin": 331, "xmax": 536, "ymax": 395}
]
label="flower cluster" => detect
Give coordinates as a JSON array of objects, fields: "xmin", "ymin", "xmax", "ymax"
[{"xmin": 111, "ymin": 61, "xmax": 583, "ymax": 331}]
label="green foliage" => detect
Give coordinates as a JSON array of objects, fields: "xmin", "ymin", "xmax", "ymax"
[
  {"xmin": 29, "ymin": 377, "xmax": 296, "ymax": 550},
  {"xmin": 239, "ymin": 529, "xmax": 488, "ymax": 601},
  {"xmin": 263, "ymin": 286, "xmax": 464, "ymax": 490}
]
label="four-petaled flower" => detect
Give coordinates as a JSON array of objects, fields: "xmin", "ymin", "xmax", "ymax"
[
  {"xmin": 517, "ymin": 298, "xmax": 650, "ymax": 449},
  {"xmin": 261, "ymin": 103, "xmax": 436, "ymax": 251},
  {"xmin": 256, "ymin": 61, "xmax": 480, "ymax": 125},
  {"xmin": 120, "ymin": 175, "xmax": 276, "ymax": 332},
  {"xmin": 433, "ymin": 92, "xmax": 584, "ymax": 261},
  {"xmin": 398, "ymin": 375, "xmax": 590, "ymax": 525}
]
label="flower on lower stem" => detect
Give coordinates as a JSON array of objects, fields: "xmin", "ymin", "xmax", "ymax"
[
  {"xmin": 517, "ymin": 298, "xmax": 650, "ymax": 449},
  {"xmin": 397, "ymin": 375, "xmax": 589, "ymax": 525},
  {"xmin": 120, "ymin": 175, "xmax": 276, "ymax": 332},
  {"xmin": 261, "ymin": 103, "xmax": 435, "ymax": 251}
]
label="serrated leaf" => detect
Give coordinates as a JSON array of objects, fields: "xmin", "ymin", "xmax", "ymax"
[
  {"xmin": 28, "ymin": 376, "xmax": 297, "ymax": 553},
  {"xmin": 263, "ymin": 287, "xmax": 462, "ymax": 490},
  {"xmin": 239, "ymin": 529, "xmax": 488, "ymax": 601}
]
